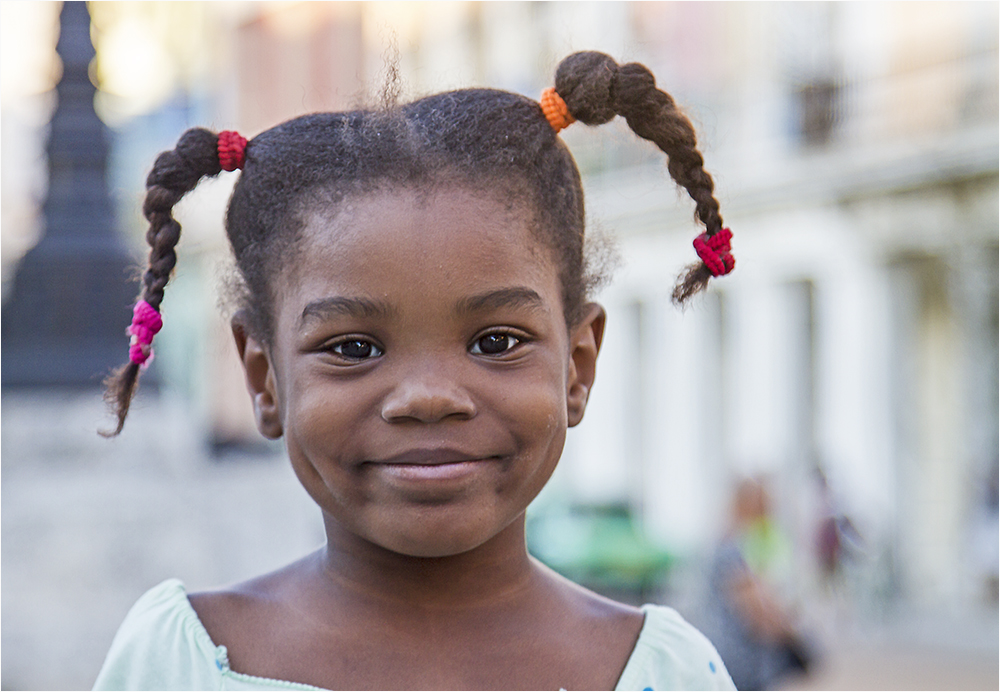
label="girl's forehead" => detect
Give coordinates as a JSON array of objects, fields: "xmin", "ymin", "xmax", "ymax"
[
  {"xmin": 310, "ymin": 185, "xmax": 529, "ymax": 232},
  {"xmin": 296, "ymin": 187, "xmax": 543, "ymax": 258},
  {"xmin": 282, "ymin": 185, "xmax": 561, "ymax": 298}
]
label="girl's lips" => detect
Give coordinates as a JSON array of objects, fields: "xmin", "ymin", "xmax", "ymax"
[
  {"xmin": 376, "ymin": 460, "xmax": 493, "ymax": 482},
  {"xmin": 369, "ymin": 448, "xmax": 490, "ymax": 466},
  {"xmin": 364, "ymin": 449, "xmax": 503, "ymax": 483}
]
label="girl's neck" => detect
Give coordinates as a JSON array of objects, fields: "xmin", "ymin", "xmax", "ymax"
[{"xmin": 317, "ymin": 513, "xmax": 536, "ymax": 611}]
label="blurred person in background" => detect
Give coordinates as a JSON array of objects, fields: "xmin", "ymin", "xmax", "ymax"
[
  {"xmin": 813, "ymin": 466, "xmax": 864, "ymax": 621},
  {"xmin": 698, "ymin": 478, "xmax": 813, "ymax": 690},
  {"xmin": 970, "ymin": 463, "xmax": 999, "ymax": 604}
]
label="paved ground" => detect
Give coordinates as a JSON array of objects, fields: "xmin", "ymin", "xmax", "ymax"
[
  {"xmin": 778, "ymin": 608, "xmax": 998, "ymax": 691},
  {"xmin": 2, "ymin": 391, "xmax": 325, "ymax": 690},
  {"xmin": 3, "ymin": 391, "xmax": 998, "ymax": 690}
]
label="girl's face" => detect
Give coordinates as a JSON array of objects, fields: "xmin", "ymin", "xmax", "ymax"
[{"xmin": 236, "ymin": 186, "xmax": 604, "ymax": 558}]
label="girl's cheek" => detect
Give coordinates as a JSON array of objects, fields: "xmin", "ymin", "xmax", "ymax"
[{"xmin": 284, "ymin": 389, "xmax": 353, "ymax": 457}]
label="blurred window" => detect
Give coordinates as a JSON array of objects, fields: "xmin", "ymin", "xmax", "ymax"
[{"xmin": 797, "ymin": 78, "xmax": 840, "ymax": 147}]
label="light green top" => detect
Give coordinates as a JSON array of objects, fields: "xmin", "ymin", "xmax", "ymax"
[{"xmin": 94, "ymin": 579, "xmax": 735, "ymax": 691}]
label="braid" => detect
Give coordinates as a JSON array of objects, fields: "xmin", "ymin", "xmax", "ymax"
[
  {"xmin": 555, "ymin": 51, "xmax": 726, "ymax": 304},
  {"xmin": 101, "ymin": 128, "xmax": 225, "ymax": 437},
  {"xmin": 101, "ymin": 55, "xmax": 721, "ymax": 435}
]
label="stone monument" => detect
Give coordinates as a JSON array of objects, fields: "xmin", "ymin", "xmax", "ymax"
[{"xmin": 2, "ymin": 2, "xmax": 140, "ymax": 388}]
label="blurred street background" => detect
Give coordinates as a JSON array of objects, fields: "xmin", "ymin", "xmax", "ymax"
[{"xmin": 2, "ymin": 2, "xmax": 997, "ymax": 689}]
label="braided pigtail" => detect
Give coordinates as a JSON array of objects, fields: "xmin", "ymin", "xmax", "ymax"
[
  {"xmin": 101, "ymin": 128, "xmax": 245, "ymax": 436},
  {"xmin": 551, "ymin": 51, "xmax": 733, "ymax": 304}
]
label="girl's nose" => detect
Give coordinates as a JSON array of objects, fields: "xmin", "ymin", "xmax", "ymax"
[{"xmin": 380, "ymin": 375, "xmax": 477, "ymax": 423}]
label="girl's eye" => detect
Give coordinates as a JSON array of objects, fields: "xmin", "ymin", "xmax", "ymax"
[
  {"xmin": 330, "ymin": 339, "xmax": 383, "ymax": 360},
  {"xmin": 471, "ymin": 333, "xmax": 520, "ymax": 355}
]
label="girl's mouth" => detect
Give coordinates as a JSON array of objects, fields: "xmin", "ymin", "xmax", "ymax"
[
  {"xmin": 376, "ymin": 460, "xmax": 491, "ymax": 482},
  {"xmin": 364, "ymin": 448, "xmax": 504, "ymax": 483}
]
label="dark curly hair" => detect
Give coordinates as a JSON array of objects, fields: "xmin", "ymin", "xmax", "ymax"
[{"xmin": 102, "ymin": 51, "xmax": 728, "ymax": 436}]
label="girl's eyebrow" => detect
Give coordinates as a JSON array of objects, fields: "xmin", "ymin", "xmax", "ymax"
[
  {"xmin": 456, "ymin": 287, "xmax": 545, "ymax": 315},
  {"xmin": 300, "ymin": 296, "xmax": 396, "ymax": 326}
]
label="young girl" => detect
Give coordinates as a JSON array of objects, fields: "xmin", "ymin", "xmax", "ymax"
[{"xmin": 95, "ymin": 51, "xmax": 736, "ymax": 691}]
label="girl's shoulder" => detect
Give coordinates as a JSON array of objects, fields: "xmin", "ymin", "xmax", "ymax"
[
  {"xmin": 615, "ymin": 604, "xmax": 735, "ymax": 691},
  {"xmin": 538, "ymin": 566, "xmax": 733, "ymax": 690},
  {"xmin": 93, "ymin": 579, "xmax": 220, "ymax": 690},
  {"xmin": 93, "ymin": 574, "xmax": 733, "ymax": 691},
  {"xmin": 93, "ymin": 579, "xmax": 320, "ymax": 691}
]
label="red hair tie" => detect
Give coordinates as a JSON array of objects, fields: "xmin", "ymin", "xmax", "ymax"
[
  {"xmin": 540, "ymin": 87, "xmax": 575, "ymax": 133},
  {"xmin": 218, "ymin": 130, "xmax": 247, "ymax": 171},
  {"xmin": 693, "ymin": 228, "xmax": 735, "ymax": 277}
]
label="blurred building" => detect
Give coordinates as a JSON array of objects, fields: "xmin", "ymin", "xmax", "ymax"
[
  {"xmin": 7, "ymin": 0, "xmax": 998, "ymax": 606},
  {"xmin": 558, "ymin": 2, "xmax": 998, "ymax": 614},
  {"xmin": 575, "ymin": 3, "xmax": 999, "ymax": 613},
  {"xmin": 2, "ymin": 2, "xmax": 997, "ymax": 687}
]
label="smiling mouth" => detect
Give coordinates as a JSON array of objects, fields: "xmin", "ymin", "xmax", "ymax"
[{"xmin": 365, "ymin": 449, "xmax": 502, "ymax": 482}]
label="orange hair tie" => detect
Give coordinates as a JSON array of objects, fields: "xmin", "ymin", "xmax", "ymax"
[{"xmin": 540, "ymin": 87, "xmax": 575, "ymax": 133}]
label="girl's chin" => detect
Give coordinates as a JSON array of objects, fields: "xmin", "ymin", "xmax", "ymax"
[
  {"xmin": 367, "ymin": 523, "xmax": 511, "ymax": 558},
  {"xmin": 331, "ymin": 508, "xmax": 527, "ymax": 559},
  {"xmin": 381, "ymin": 542, "xmax": 484, "ymax": 559}
]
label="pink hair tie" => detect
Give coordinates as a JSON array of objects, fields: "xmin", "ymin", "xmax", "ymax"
[
  {"xmin": 127, "ymin": 300, "xmax": 163, "ymax": 368},
  {"xmin": 693, "ymin": 227, "xmax": 735, "ymax": 277},
  {"xmin": 218, "ymin": 130, "xmax": 247, "ymax": 171}
]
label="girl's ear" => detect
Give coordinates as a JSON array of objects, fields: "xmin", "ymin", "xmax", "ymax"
[
  {"xmin": 566, "ymin": 303, "xmax": 606, "ymax": 427},
  {"xmin": 231, "ymin": 313, "xmax": 283, "ymax": 439}
]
